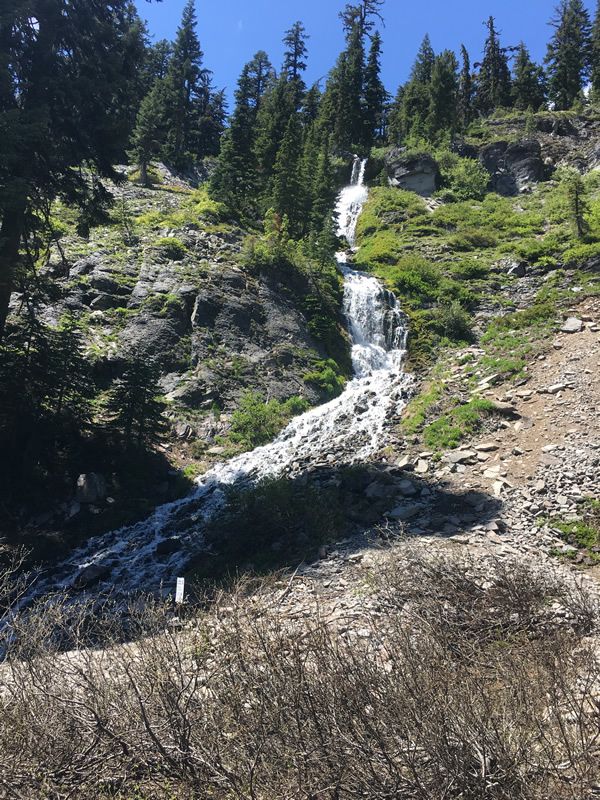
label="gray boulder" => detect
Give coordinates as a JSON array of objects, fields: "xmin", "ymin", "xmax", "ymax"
[
  {"xmin": 76, "ymin": 473, "xmax": 107, "ymax": 504},
  {"xmin": 385, "ymin": 149, "xmax": 440, "ymax": 196}
]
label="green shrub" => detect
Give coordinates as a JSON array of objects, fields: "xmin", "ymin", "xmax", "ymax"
[
  {"xmin": 432, "ymin": 301, "xmax": 474, "ymax": 343},
  {"xmin": 229, "ymin": 391, "xmax": 309, "ymax": 450},
  {"xmin": 562, "ymin": 240, "xmax": 600, "ymax": 265},
  {"xmin": 448, "ymin": 229, "xmax": 498, "ymax": 251},
  {"xmin": 439, "ymin": 155, "xmax": 489, "ymax": 201},
  {"xmin": 203, "ymin": 477, "xmax": 345, "ymax": 571},
  {"xmin": 304, "ymin": 359, "xmax": 346, "ymax": 398},
  {"xmin": 153, "ymin": 237, "xmax": 187, "ymax": 260}
]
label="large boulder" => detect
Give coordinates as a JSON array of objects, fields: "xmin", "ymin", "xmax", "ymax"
[
  {"xmin": 479, "ymin": 139, "xmax": 545, "ymax": 195},
  {"xmin": 76, "ymin": 473, "xmax": 107, "ymax": 504},
  {"xmin": 385, "ymin": 149, "xmax": 440, "ymax": 196}
]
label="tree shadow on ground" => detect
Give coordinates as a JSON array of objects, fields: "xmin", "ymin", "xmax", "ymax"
[{"xmin": 188, "ymin": 461, "xmax": 503, "ymax": 586}]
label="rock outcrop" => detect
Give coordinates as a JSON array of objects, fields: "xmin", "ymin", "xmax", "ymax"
[
  {"xmin": 479, "ymin": 139, "xmax": 546, "ymax": 195},
  {"xmin": 385, "ymin": 149, "xmax": 440, "ymax": 196}
]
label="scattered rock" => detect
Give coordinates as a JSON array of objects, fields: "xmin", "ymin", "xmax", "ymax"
[{"xmin": 561, "ymin": 317, "xmax": 583, "ymax": 333}]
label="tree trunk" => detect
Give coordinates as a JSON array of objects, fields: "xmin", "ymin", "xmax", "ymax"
[
  {"xmin": 139, "ymin": 160, "xmax": 149, "ymax": 187},
  {"xmin": 0, "ymin": 205, "xmax": 25, "ymax": 340}
]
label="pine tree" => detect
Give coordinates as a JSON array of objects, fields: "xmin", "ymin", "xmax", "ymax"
[
  {"xmin": 592, "ymin": 0, "xmax": 600, "ymax": 101},
  {"xmin": 143, "ymin": 39, "xmax": 173, "ymax": 91},
  {"xmin": 426, "ymin": 50, "xmax": 459, "ymax": 139},
  {"xmin": 0, "ymin": 0, "xmax": 148, "ymax": 338},
  {"xmin": 270, "ymin": 114, "xmax": 306, "ymax": 236},
  {"xmin": 476, "ymin": 17, "xmax": 512, "ymax": 114},
  {"xmin": 363, "ymin": 31, "xmax": 387, "ymax": 146},
  {"xmin": 339, "ymin": 1, "xmax": 385, "ymax": 39},
  {"xmin": 210, "ymin": 52, "xmax": 273, "ymax": 215},
  {"xmin": 411, "ymin": 35, "xmax": 436, "ymax": 83},
  {"xmin": 105, "ymin": 354, "xmax": 166, "ymax": 448},
  {"xmin": 254, "ymin": 76, "xmax": 297, "ymax": 201},
  {"xmin": 563, "ymin": 169, "xmax": 590, "ymax": 237},
  {"xmin": 458, "ymin": 45, "xmax": 473, "ymax": 129},
  {"xmin": 160, "ymin": 0, "xmax": 213, "ymax": 168},
  {"xmin": 283, "ymin": 21, "xmax": 309, "ymax": 107},
  {"xmin": 128, "ymin": 81, "xmax": 168, "ymax": 186},
  {"xmin": 512, "ymin": 43, "xmax": 546, "ymax": 111},
  {"xmin": 546, "ymin": 0, "xmax": 592, "ymax": 110},
  {"xmin": 310, "ymin": 137, "xmax": 337, "ymax": 232}
]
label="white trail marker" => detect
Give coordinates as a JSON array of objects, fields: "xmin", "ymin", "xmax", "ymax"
[{"xmin": 175, "ymin": 577, "xmax": 185, "ymax": 605}]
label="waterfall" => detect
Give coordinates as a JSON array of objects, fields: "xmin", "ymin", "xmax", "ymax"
[{"xmin": 22, "ymin": 158, "xmax": 412, "ymax": 602}]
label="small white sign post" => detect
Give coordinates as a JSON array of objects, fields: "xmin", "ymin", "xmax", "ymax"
[{"xmin": 175, "ymin": 577, "xmax": 185, "ymax": 605}]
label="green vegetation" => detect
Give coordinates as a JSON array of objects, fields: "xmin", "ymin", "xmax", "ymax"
[
  {"xmin": 228, "ymin": 391, "xmax": 309, "ymax": 450},
  {"xmin": 422, "ymin": 397, "xmax": 496, "ymax": 450},
  {"xmin": 153, "ymin": 237, "xmax": 188, "ymax": 261},
  {"xmin": 200, "ymin": 476, "xmax": 346, "ymax": 574},
  {"xmin": 549, "ymin": 499, "xmax": 600, "ymax": 564},
  {"xmin": 304, "ymin": 358, "xmax": 347, "ymax": 398}
]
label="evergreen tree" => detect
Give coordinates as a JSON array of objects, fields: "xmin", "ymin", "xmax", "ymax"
[
  {"xmin": 128, "ymin": 81, "xmax": 168, "ymax": 186},
  {"xmin": 105, "ymin": 354, "xmax": 166, "ymax": 448},
  {"xmin": 160, "ymin": 0, "xmax": 214, "ymax": 168},
  {"xmin": 343, "ymin": 21, "xmax": 367, "ymax": 149},
  {"xmin": 476, "ymin": 17, "xmax": 512, "ymax": 114},
  {"xmin": 546, "ymin": 0, "xmax": 592, "ymax": 110},
  {"xmin": 210, "ymin": 52, "xmax": 273, "ymax": 215},
  {"xmin": 563, "ymin": 168, "xmax": 590, "ymax": 237},
  {"xmin": 427, "ymin": 50, "xmax": 459, "ymax": 139},
  {"xmin": 283, "ymin": 21, "xmax": 309, "ymax": 107},
  {"xmin": 143, "ymin": 39, "xmax": 173, "ymax": 88},
  {"xmin": 458, "ymin": 45, "xmax": 473, "ymax": 129},
  {"xmin": 0, "ymin": 0, "xmax": 148, "ymax": 338},
  {"xmin": 302, "ymin": 83, "xmax": 323, "ymax": 126},
  {"xmin": 254, "ymin": 76, "xmax": 297, "ymax": 200},
  {"xmin": 512, "ymin": 43, "xmax": 546, "ymax": 111},
  {"xmin": 339, "ymin": 0, "xmax": 385, "ymax": 39},
  {"xmin": 411, "ymin": 35, "xmax": 436, "ymax": 83},
  {"xmin": 270, "ymin": 114, "xmax": 306, "ymax": 236},
  {"xmin": 363, "ymin": 31, "xmax": 387, "ymax": 146},
  {"xmin": 310, "ymin": 137, "xmax": 337, "ymax": 233},
  {"xmin": 592, "ymin": 0, "xmax": 600, "ymax": 101}
]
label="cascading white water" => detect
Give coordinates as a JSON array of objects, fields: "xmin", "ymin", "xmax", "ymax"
[{"xmin": 24, "ymin": 157, "xmax": 412, "ymax": 601}]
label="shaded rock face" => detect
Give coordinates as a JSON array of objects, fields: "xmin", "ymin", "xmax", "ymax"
[
  {"xmin": 385, "ymin": 149, "xmax": 440, "ymax": 196},
  {"xmin": 479, "ymin": 139, "xmax": 546, "ymax": 195},
  {"xmin": 34, "ymin": 223, "xmax": 344, "ymax": 415}
]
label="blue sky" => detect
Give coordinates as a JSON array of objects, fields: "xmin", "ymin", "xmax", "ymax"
[{"xmin": 136, "ymin": 0, "xmax": 595, "ymax": 107}]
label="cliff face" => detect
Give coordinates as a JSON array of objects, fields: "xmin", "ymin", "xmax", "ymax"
[{"xmin": 21, "ymin": 166, "xmax": 349, "ymax": 424}]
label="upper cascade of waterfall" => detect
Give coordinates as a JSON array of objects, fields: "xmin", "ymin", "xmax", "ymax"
[
  {"xmin": 336, "ymin": 156, "xmax": 369, "ymax": 247},
  {"xmin": 336, "ymin": 156, "xmax": 407, "ymax": 378}
]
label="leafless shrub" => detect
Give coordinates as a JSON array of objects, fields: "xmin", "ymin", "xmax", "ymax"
[{"xmin": 0, "ymin": 548, "xmax": 599, "ymax": 799}]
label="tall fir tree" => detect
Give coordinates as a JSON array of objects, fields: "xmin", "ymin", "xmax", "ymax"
[
  {"xmin": 475, "ymin": 17, "xmax": 512, "ymax": 114},
  {"xmin": 363, "ymin": 31, "xmax": 387, "ymax": 146},
  {"xmin": 426, "ymin": 50, "xmax": 459, "ymax": 139},
  {"xmin": 160, "ymin": 0, "xmax": 213, "ymax": 168},
  {"xmin": 283, "ymin": 21, "xmax": 309, "ymax": 107},
  {"xmin": 210, "ymin": 52, "xmax": 273, "ymax": 215},
  {"xmin": 128, "ymin": 80, "xmax": 168, "ymax": 186},
  {"xmin": 389, "ymin": 36, "xmax": 435, "ymax": 144},
  {"xmin": 546, "ymin": 0, "xmax": 592, "ymax": 110},
  {"xmin": 592, "ymin": 0, "xmax": 600, "ymax": 101},
  {"xmin": 270, "ymin": 114, "xmax": 306, "ymax": 237},
  {"xmin": 0, "ymin": 0, "xmax": 148, "ymax": 337},
  {"xmin": 339, "ymin": 1, "xmax": 385, "ymax": 39},
  {"xmin": 411, "ymin": 35, "xmax": 436, "ymax": 83},
  {"xmin": 458, "ymin": 45, "xmax": 473, "ymax": 129},
  {"xmin": 512, "ymin": 43, "xmax": 546, "ymax": 111}
]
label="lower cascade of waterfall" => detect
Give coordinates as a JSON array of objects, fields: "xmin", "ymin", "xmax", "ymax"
[{"xmin": 26, "ymin": 157, "xmax": 413, "ymax": 601}]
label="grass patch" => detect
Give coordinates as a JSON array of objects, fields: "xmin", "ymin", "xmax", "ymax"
[
  {"xmin": 227, "ymin": 391, "xmax": 310, "ymax": 451},
  {"xmin": 423, "ymin": 397, "xmax": 496, "ymax": 451}
]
